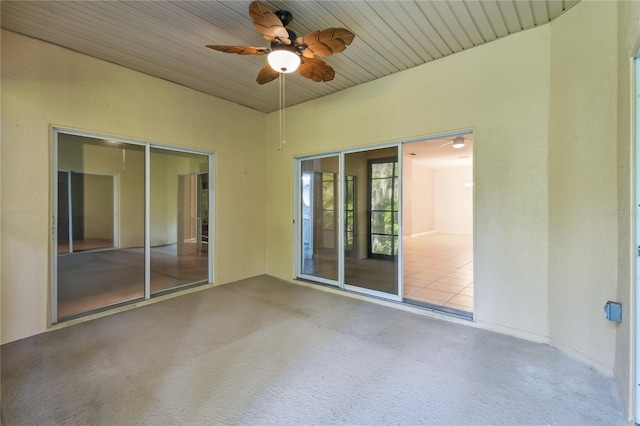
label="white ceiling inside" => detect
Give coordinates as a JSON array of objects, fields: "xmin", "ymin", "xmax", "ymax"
[
  {"xmin": 404, "ymin": 134, "xmax": 474, "ymax": 170},
  {"xmin": 1, "ymin": 1, "xmax": 579, "ymax": 113}
]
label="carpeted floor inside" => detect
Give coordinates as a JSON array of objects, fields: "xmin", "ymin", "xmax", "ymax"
[{"xmin": 1, "ymin": 275, "xmax": 624, "ymax": 425}]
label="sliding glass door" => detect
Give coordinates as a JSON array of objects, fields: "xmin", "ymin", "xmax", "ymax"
[
  {"xmin": 296, "ymin": 146, "xmax": 401, "ymax": 300},
  {"xmin": 368, "ymin": 157, "xmax": 399, "ymax": 259},
  {"xmin": 56, "ymin": 135, "xmax": 145, "ymax": 319},
  {"xmin": 344, "ymin": 147, "xmax": 399, "ymax": 298},
  {"xmin": 149, "ymin": 148, "xmax": 209, "ymax": 294},
  {"xmin": 57, "ymin": 171, "xmax": 117, "ymax": 254},
  {"xmin": 53, "ymin": 129, "xmax": 213, "ymax": 322},
  {"xmin": 298, "ymin": 156, "xmax": 340, "ymax": 284}
]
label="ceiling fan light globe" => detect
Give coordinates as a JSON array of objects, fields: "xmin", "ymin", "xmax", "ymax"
[
  {"xmin": 268, "ymin": 50, "xmax": 300, "ymax": 73},
  {"xmin": 452, "ymin": 136, "xmax": 465, "ymax": 149}
]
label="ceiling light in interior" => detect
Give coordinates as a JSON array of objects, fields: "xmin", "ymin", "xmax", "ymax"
[
  {"xmin": 267, "ymin": 49, "xmax": 300, "ymax": 73},
  {"xmin": 452, "ymin": 136, "xmax": 465, "ymax": 149}
]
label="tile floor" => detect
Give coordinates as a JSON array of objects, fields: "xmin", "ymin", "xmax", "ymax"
[{"xmin": 403, "ymin": 233, "xmax": 473, "ymax": 312}]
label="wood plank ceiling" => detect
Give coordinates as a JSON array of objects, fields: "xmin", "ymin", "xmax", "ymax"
[{"xmin": 1, "ymin": 1, "xmax": 580, "ymax": 113}]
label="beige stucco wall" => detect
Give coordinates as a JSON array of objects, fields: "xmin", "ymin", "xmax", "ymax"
[
  {"xmin": 0, "ymin": 29, "xmax": 267, "ymax": 344},
  {"xmin": 548, "ymin": 0, "xmax": 619, "ymax": 376},
  {"xmin": 615, "ymin": 0, "xmax": 640, "ymax": 420},
  {"xmin": 265, "ymin": 25, "xmax": 551, "ymax": 341}
]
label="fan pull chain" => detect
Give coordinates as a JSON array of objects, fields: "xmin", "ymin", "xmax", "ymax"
[{"xmin": 278, "ymin": 73, "xmax": 286, "ymax": 151}]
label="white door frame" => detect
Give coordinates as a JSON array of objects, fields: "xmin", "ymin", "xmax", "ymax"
[{"xmin": 634, "ymin": 55, "xmax": 640, "ymax": 425}]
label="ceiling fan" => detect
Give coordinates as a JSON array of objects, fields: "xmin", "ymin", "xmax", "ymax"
[
  {"xmin": 206, "ymin": 1, "xmax": 355, "ymax": 85},
  {"xmin": 439, "ymin": 136, "xmax": 471, "ymax": 149}
]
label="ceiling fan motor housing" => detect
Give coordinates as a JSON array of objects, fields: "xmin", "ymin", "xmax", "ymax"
[{"xmin": 274, "ymin": 10, "xmax": 293, "ymax": 26}]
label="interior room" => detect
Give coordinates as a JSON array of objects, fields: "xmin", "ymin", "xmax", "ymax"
[
  {"xmin": 55, "ymin": 132, "xmax": 211, "ymax": 320},
  {"xmin": 1, "ymin": 0, "xmax": 639, "ymax": 423},
  {"xmin": 402, "ymin": 135, "xmax": 474, "ymax": 314}
]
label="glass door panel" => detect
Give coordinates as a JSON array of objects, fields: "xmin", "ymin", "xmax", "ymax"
[
  {"xmin": 149, "ymin": 148, "xmax": 209, "ymax": 294},
  {"xmin": 369, "ymin": 158, "xmax": 399, "ymax": 258},
  {"xmin": 57, "ymin": 134, "xmax": 145, "ymax": 320},
  {"xmin": 345, "ymin": 175, "xmax": 356, "ymax": 256},
  {"xmin": 299, "ymin": 156, "xmax": 339, "ymax": 283},
  {"xmin": 344, "ymin": 148, "xmax": 400, "ymax": 297}
]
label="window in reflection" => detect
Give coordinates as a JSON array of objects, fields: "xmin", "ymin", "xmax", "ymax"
[
  {"xmin": 368, "ymin": 158, "xmax": 399, "ymax": 258},
  {"xmin": 344, "ymin": 148, "xmax": 399, "ymax": 296},
  {"xmin": 344, "ymin": 175, "xmax": 356, "ymax": 256},
  {"xmin": 297, "ymin": 148, "xmax": 400, "ymax": 297},
  {"xmin": 299, "ymin": 157, "xmax": 339, "ymax": 282}
]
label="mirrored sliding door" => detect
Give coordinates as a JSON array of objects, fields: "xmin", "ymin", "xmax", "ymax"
[
  {"xmin": 150, "ymin": 148, "xmax": 209, "ymax": 294},
  {"xmin": 56, "ymin": 134, "xmax": 145, "ymax": 319},
  {"xmin": 53, "ymin": 129, "xmax": 213, "ymax": 323}
]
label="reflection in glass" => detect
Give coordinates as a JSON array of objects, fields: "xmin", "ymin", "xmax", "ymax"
[
  {"xmin": 150, "ymin": 148, "xmax": 209, "ymax": 294},
  {"xmin": 57, "ymin": 134, "xmax": 145, "ymax": 319},
  {"xmin": 345, "ymin": 148, "xmax": 399, "ymax": 295},
  {"xmin": 300, "ymin": 157, "xmax": 339, "ymax": 281},
  {"xmin": 345, "ymin": 175, "xmax": 355, "ymax": 255},
  {"xmin": 369, "ymin": 157, "xmax": 399, "ymax": 257}
]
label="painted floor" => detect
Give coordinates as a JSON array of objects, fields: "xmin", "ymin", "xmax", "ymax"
[{"xmin": 2, "ymin": 275, "xmax": 624, "ymax": 425}]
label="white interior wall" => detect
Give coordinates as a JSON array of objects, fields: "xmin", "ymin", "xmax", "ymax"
[
  {"xmin": 402, "ymin": 158, "xmax": 414, "ymax": 237},
  {"xmin": 434, "ymin": 167, "xmax": 473, "ymax": 234},
  {"xmin": 406, "ymin": 161, "xmax": 435, "ymax": 236}
]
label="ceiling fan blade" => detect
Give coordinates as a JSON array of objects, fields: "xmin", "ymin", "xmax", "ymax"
[
  {"xmin": 297, "ymin": 28, "xmax": 355, "ymax": 57},
  {"xmin": 300, "ymin": 49, "xmax": 315, "ymax": 59},
  {"xmin": 206, "ymin": 45, "xmax": 269, "ymax": 56},
  {"xmin": 249, "ymin": 1, "xmax": 291, "ymax": 45},
  {"xmin": 298, "ymin": 57, "xmax": 335, "ymax": 82},
  {"xmin": 438, "ymin": 142, "xmax": 452, "ymax": 148},
  {"xmin": 256, "ymin": 64, "xmax": 280, "ymax": 85}
]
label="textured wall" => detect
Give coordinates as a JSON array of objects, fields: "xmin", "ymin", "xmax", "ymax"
[
  {"xmin": 615, "ymin": 0, "xmax": 640, "ymax": 420},
  {"xmin": 0, "ymin": 30, "xmax": 267, "ymax": 344},
  {"xmin": 548, "ymin": 2, "xmax": 619, "ymax": 375},
  {"xmin": 265, "ymin": 26, "xmax": 551, "ymax": 341}
]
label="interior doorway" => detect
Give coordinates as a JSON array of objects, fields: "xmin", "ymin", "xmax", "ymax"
[
  {"xmin": 402, "ymin": 133, "xmax": 474, "ymax": 316},
  {"xmin": 57, "ymin": 170, "xmax": 116, "ymax": 254}
]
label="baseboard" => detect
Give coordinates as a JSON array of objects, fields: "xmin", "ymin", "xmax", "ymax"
[
  {"xmin": 548, "ymin": 337, "xmax": 614, "ymax": 378},
  {"xmin": 471, "ymin": 320, "xmax": 551, "ymax": 345},
  {"xmin": 409, "ymin": 230, "xmax": 436, "ymax": 237}
]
